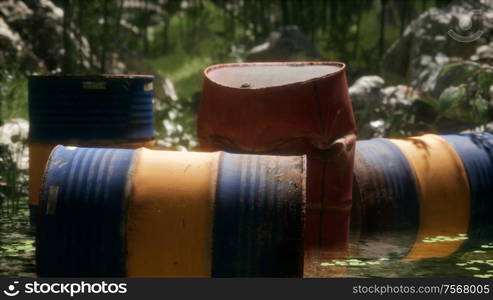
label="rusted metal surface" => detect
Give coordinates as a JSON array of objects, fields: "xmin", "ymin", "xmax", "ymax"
[
  {"xmin": 352, "ymin": 134, "xmax": 475, "ymax": 260},
  {"xmin": 198, "ymin": 62, "xmax": 355, "ymax": 154},
  {"xmin": 37, "ymin": 146, "xmax": 305, "ymax": 277},
  {"xmin": 443, "ymin": 133, "xmax": 493, "ymax": 251},
  {"xmin": 351, "ymin": 139, "xmax": 419, "ymax": 259},
  {"xmin": 213, "ymin": 153, "xmax": 306, "ymax": 277},
  {"xmin": 197, "ymin": 62, "xmax": 357, "ymax": 276},
  {"xmin": 37, "ymin": 146, "xmax": 135, "ymax": 277}
]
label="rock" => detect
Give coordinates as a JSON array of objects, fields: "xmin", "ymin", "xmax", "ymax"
[
  {"xmin": 349, "ymin": 75, "xmax": 423, "ymax": 138},
  {"xmin": 0, "ymin": 118, "xmax": 29, "ymax": 170},
  {"xmin": 349, "ymin": 76, "xmax": 386, "ymax": 107},
  {"xmin": 349, "ymin": 76, "xmax": 386, "ymax": 139},
  {"xmin": 432, "ymin": 61, "xmax": 484, "ymax": 98},
  {"xmin": 124, "ymin": 57, "xmax": 178, "ymax": 109},
  {"xmin": 430, "ymin": 60, "xmax": 493, "ymax": 133},
  {"xmin": 382, "ymin": 0, "xmax": 493, "ymax": 93},
  {"xmin": 152, "ymin": 74, "xmax": 179, "ymax": 111},
  {"xmin": 0, "ymin": 0, "xmax": 92, "ymax": 72},
  {"xmin": 0, "ymin": 17, "xmax": 24, "ymax": 59},
  {"xmin": 245, "ymin": 25, "xmax": 322, "ymax": 61},
  {"xmin": 0, "ymin": 0, "xmax": 33, "ymax": 24},
  {"xmin": 161, "ymin": 77, "xmax": 178, "ymax": 102},
  {"xmin": 435, "ymin": 61, "xmax": 493, "ymax": 112},
  {"xmin": 0, "ymin": 1, "xmax": 30, "ymax": 65},
  {"xmin": 382, "ymin": 85, "xmax": 420, "ymax": 107},
  {"xmin": 471, "ymin": 41, "xmax": 493, "ymax": 64}
]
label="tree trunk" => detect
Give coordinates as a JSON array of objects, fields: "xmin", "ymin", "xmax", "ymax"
[
  {"xmin": 353, "ymin": 3, "xmax": 363, "ymax": 61},
  {"xmin": 379, "ymin": 0, "xmax": 387, "ymax": 58},
  {"xmin": 100, "ymin": 0, "xmax": 109, "ymax": 73},
  {"xmin": 143, "ymin": 0, "xmax": 150, "ymax": 54},
  {"xmin": 62, "ymin": 0, "xmax": 74, "ymax": 74}
]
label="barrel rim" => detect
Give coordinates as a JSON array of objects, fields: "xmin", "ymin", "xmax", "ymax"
[
  {"xmin": 36, "ymin": 144, "xmax": 66, "ymax": 208},
  {"xmin": 203, "ymin": 61, "xmax": 346, "ymax": 91},
  {"xmin": 28, "ymin": 74, "xmax": 154, "ymax": 80}
]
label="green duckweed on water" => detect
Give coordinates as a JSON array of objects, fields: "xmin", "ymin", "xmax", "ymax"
[
  {"xmin": 422, "ymin": 234, "xmax": 468, "ymax": 243},
  {"xmin": 0, "ymin": 203, "xmax": 36, "ymax": 277}
]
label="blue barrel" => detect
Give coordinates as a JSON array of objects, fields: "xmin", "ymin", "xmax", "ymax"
[
  {"xmin": 28, "ymin": 75, "xmax": 155, "ymax": 225},
  {"xmin": 351, "ymin": 139, "xmax": 420, "ymax": 258},
  {"xmin": 442, "ymin": 132, "xmax": 493, "ymax": 250},
  {"xmin": 36, "ymin": 146, "xmax": 134, "ymax": 277},
  {"xmin": 28, "ymin": 75, "xmax": 154, "ymax": 142},
  {"xmin": 37, "ymin": 146, "xmax": 305, "ymax": 277}
]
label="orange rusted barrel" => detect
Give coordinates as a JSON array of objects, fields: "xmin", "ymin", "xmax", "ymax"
[
  {"xmin": 36, "ymin": 146, "xmax": 306, "ymax": 277},
  {"xmin": 351, "ymin": 139, "xmax": 419, "ymax": 259},
  {"xmin": 197, "ymin": 62, "xmax": 357, "ymax": 276},
  {"xmin": 28, "ymin": 75, "xmax": 156, "ymax": 223}
]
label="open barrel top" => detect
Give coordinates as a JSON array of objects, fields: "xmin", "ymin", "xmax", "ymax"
[{"xmin": 205, "ymin": 62, "xmax": 345, "ymax": 89}]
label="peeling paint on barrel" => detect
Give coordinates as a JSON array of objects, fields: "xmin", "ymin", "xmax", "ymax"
[
  {"xmin": 37, "ymin": 146, "xmax": 306, "ymax": 277},
  {"xmin": 197, "ymin": 62, "xmax": 357, "ymax": 277},
  {"xmin": 351, "ymin": 134, "xmax": 486, "ymax": 261}
]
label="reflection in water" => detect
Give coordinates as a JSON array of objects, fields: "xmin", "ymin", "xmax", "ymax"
[
  {"xmin": 422, "ymin": 234, "xmax": 468, "ymax": 243},
  {"xmin": 1, "ymin": 206, "xmax": 492, "ymax": 278},
  {"xmin": 305, "ymin": 232, "xmax": 493, "ymax": 278}
]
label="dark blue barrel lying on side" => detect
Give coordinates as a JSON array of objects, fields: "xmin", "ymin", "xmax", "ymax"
[
  {"xmin": 212, "ymin": 153, "xmax": 305, "ymax": 277},
  {"xmin": 442, "ymin": 133, "xmax": 493, "ymax": 250},
  {"xmin": 28, "ymin": 75, "xmax": 154, "ymax": 142},
  {"xmin": 37, "ymin": 146, "xmax": 136, "ymax": 277},
  {"xmin": 352, "ymin": 139, "xmax": 420, "ymax": 258}
]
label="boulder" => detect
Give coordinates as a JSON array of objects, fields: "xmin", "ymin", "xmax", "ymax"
[
  {"xmin": 349, "ymin": 76, "xmax": 386, "ymax": 108},
  {"xmin": 0, "ymin": 0, "xmax": 92, "ymax": 72},
  {"xmin": 349, "ymin": 76, "xmax": 421, "ymax": 138},
  {"xmin": 471, "ymin": 41, "xmax": 493, "ymax": 64},
  {"xmin": 0, "ymin": 118, "xmax": 29, "ymax": 170},
  {"xmin": 382, "ymin": 0, "xmax": 493, "ymax": 93},
  {"xmin": 0, "ymin": 17, "xmax": 24, "ymax": 60}
]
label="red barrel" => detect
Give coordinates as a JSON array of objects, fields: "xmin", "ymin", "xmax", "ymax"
[{"xmin": 197, "ymin": 62, "xmax": 357, "ymax": 276}]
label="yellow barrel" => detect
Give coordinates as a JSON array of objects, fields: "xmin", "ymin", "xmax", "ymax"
[
  {"xmin": 37, "ymin": 146, "xmax": 306, "ymax": 277},
  {"xmin": 390, "ymin": 134, "xmax": 470, "ymax": 259}
]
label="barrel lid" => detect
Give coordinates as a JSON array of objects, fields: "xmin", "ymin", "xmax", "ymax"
[
  {"xmin": 28, "ymin": 74, "xmax": 154, "ymax": 80},
  {"xmin": 205, "ymin": 62, "xmax": 344, "ymax": 89}
]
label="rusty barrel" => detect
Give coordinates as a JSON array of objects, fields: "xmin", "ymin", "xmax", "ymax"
[
  {"xmin": 28, "ymin": 75, "xmax": 155, "ymax": 222},
  {"xmin": 442, "ymin": 133, "xmax": 493, "ymax": 251},
  {"xmin": 351, "ymin": 139, "xmax": 419, "ymax": 259},
  {"xmin": 36, "ymin": 146, "xmax": 305, "ymax": 277},
  {"xmin": 197, "ymin": 62, "xmax": 357, "ymax": 275},
  {"xmin": 352, "ymin": 134, "xmax": 472, "ymax": 260}
]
